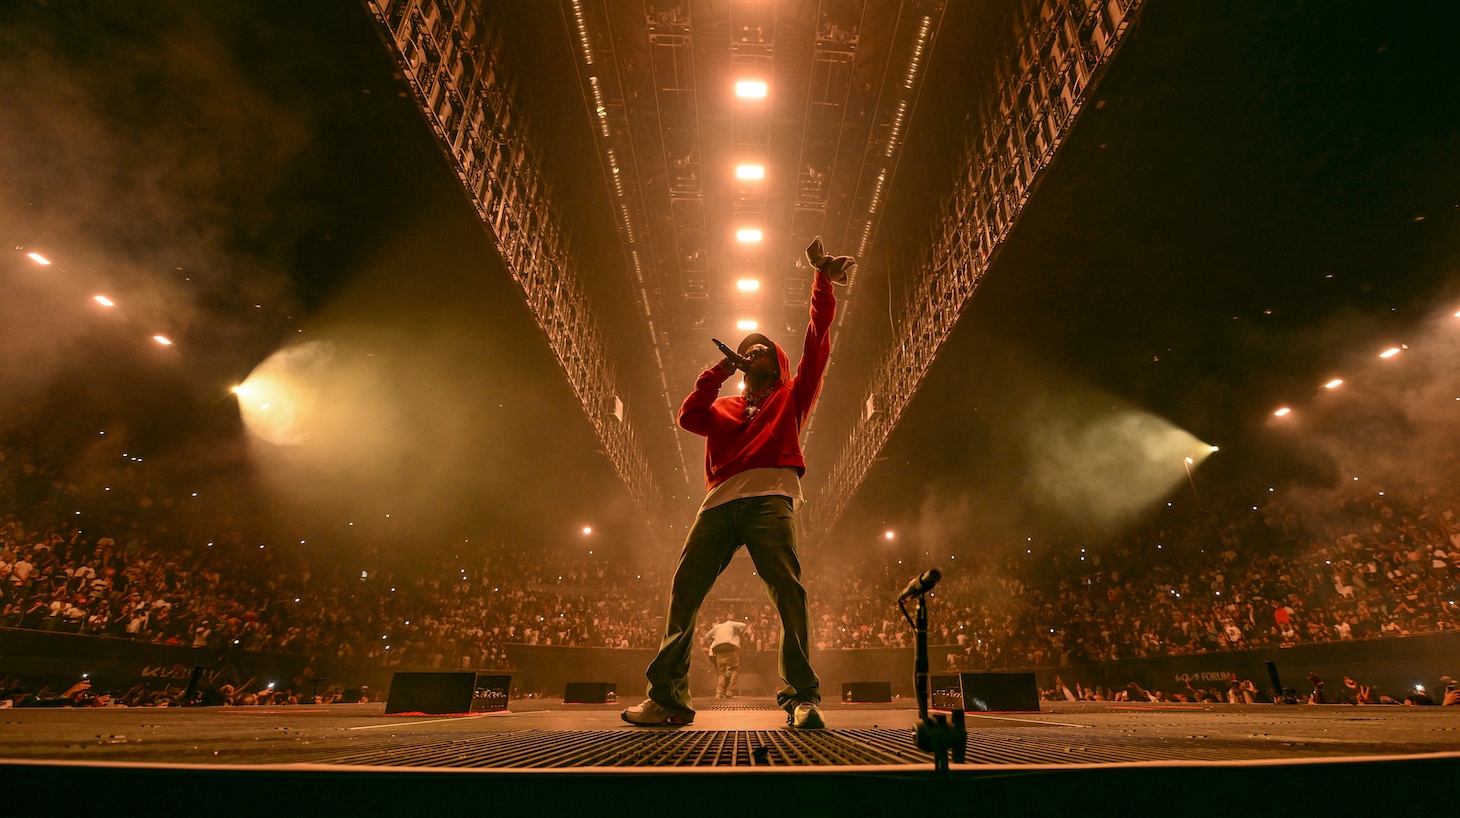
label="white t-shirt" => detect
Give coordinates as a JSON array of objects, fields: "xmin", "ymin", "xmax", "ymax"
[
  {"xmin": 705, "ymin": 621, "xmax": 748, "ymax": 650},
  {"xmin": 699, "ymin": 467, "xmax": 802, "ymax": 514}
]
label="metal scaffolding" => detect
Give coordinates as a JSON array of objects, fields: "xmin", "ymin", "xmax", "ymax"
[
  {"xmin": 363, "ymin": 0, "xmax": 667, "ymax": 539},
  {"xmin": 806, "ymin": 0, "xmax": 1145, "ymax": 543},
  {"xmin": 788, "ymin": 0, "xmax": 947, "ymax": 463},
  {"xmin": 562, "ymin": 0, "xmax": 695, "ymax": 490}
]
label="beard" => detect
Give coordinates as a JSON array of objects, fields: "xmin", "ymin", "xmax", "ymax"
[{"xmin": 745, "ymin": 367, "xmax": 777, "ymax": 391}]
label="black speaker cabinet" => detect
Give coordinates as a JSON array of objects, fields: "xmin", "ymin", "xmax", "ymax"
[
  {"xmin": 929, "ymin": 675, "xmax": 965, "ymax": 710},
  {"xmin": 385, "ymin": 672, "xmax": 513, "ymax": 714},
  {"xmin": 563, "ymin": 681, "xmax": 617, "ymax": 704},
  {"xmin": 936, "ymin": 672, "xmax": 1039, "ymax": 712},
  {"xmin": 842, "ymin": 681, "xmax": 892, "ymax": 702}
]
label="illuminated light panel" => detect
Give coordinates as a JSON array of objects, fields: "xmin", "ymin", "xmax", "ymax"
[
  {"xmin": 582, "ymin": 526, "xmax": 593, "ymax": 535},
  {"xmin": 26, "ymin": 252, "xmax": 51, "ymax": 265},
  {"xmin": 736, "ymin": 319, "xmax": 758, "ymax": 330},
  {"xmin": 1273, "ymin": 407, "xmax": 1291, "ymax": 417},
  {"xmin": 1185, "ymin": 457, "xmax": 1194, "ymax": 464},
  {"xmin": 1379, "ymin": 347, "xmax": 1400, "ymax": 358},
  {"xmin": 152, "ymin": 335, "xmax": 173, "ymax": 346},
  {"xmin": 735, "ymin": 164, "xmax": 765, "ymax": 180},
  {"xmin": 736, "ymin": 278, "xmax": 760, "ymax": 292},
  {"xmin": 735, "ymin": 80, "xmax": 767, "ymax": 98},
  {"xmin": 93, "ymin": 295, "xmax": 115, "ymax": 307},
  {"xmin": 884, "ymin": 531, "xmax": 895, "ymax": 540},
  {"xmin": 736, "ymin": 228, "xmax": 763, "ymax": 243},
  {"xmin": 1324, "ymin": 378, "xmax": 1343, "ymax": 389}
]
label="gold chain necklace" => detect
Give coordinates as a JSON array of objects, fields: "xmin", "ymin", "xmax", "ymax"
[{"xmin": 744, "ymin": 384, "xmax": 774, "ymax": 418}]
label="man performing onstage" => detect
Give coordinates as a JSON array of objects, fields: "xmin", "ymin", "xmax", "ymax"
[
  {"xmin": 623, "ymin": 237, "xmax": 852, "ymax": 729},
  {"xmin": 704, "ymin": 617, "xmax": 748, "ymax": 699}
]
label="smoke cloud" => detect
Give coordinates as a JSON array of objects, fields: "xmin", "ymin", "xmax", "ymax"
[
  {"xmin": 1022, "ymin": 394, "xmax": 1212, "ymax": 530},
  {"xmin": 1277, "ymin": 305, "xmax": 1460, "ymax": 530}
]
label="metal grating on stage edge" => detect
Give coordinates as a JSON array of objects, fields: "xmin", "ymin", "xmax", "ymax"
[
  {"xmin": 4, "ymin": 702, "xmax": 1460, "ymax": 771},
  {"xmin": 264, "ymin": 729, "xmax": 921, "ymax": 768},
  {"xmin": 245, "ymin": 723, "xmax": 1459, "ymax": 769}
]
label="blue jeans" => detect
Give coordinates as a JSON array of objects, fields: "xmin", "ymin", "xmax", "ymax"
[{"xmin": 645, "ymin": 495, "xmax": 820, "ymax": 715}]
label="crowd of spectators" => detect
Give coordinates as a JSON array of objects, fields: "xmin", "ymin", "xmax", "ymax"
[
  {"xmin": 915, "ymin": 481, "xmax": 1460, "ymax": 671},
  {"xmin": 1037, "ymin": 672, "xmax": 1460, "ymax": 707},
  {"xmin": 0, "ymin": 670, "xmax": 380, "ymax": 709},
  {"xmin": 1, "ymin": 439, "xmax": 1458, "ymax": 680}
]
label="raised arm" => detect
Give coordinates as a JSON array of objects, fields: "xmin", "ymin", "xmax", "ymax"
[{"xmin": 792, "ymin": 269, "xmax": 836, "ymax": 424}]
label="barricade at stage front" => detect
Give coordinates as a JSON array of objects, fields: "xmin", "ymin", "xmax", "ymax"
[{"xmin": 3, "ymin": 626, "xmax": 1458, "ymax": 701}]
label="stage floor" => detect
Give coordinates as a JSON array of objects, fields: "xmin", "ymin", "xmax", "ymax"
[{"xmin": 3, "ymin": 698, "xmax": 1460, "ymax": 769}]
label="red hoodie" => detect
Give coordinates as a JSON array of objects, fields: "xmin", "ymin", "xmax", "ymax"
[{"xmin": 678, "ymin": 270, "xmax": 836, "ymax": 490}]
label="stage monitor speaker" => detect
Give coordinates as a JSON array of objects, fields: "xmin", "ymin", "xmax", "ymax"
[
  {"xmin": 842, "ymin": 681, "xmax": 892, "ymax": 703},
  {"xmin": 563, "ymin": 682, "xmax": 617, "ymax": 704},
  {"xmin": 951, "ymin": 672, "xmax": 1039, "ymax": 712},
  {"xmin": 929, "ymin": 675, "xmax": 964, "ymax": 710},
  {"xmin": 386, "ymin": 672, "xmax": 513, "ymax": 714}
]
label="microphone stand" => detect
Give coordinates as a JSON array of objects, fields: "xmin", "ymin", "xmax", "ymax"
[
  {"xmin": 912, "ymin": 593, "xmax": 930, "ymax": 721},
  {"xmin": 900, "ymin": 591, "xmax": 966, "ymax": 774}
]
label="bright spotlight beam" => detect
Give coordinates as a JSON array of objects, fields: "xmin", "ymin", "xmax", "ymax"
[
  {"xmin": 93, "ymin": 295, "xmax": 115, "ymax": 307},
  {"xmin": 1026, "ymin": 404, "xmax": 1215, "ymax": 528},
  {"xmin": 1324, "ymin": 378, "xmax": 1343, "ymax": 389},
  {"xmin": 736, "ymin": 228, "xmax": 763, "ymax": 243},
  {"xmin": 1379, "ymin": 348, "xmax": 1400, "ymax": 359},
  {"xmin": 26, "ymin": 252, "xmax": 51, "ymax": 265},
  {"xmin": 152, "ymin": 335, "xmax": 173, "ymax": 346}
]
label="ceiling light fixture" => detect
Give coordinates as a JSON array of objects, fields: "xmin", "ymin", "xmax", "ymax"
[
  {"xmin": 735, "ymin": 164, "xmax": 765, "ymax": 180},
  {"xmin": 736, "ymin": 279, "xmax": 760, "ymax": 292},
  {"xmin": 735, "ymin": 80, "xmax": 767, "ymax": 98},
  {"xmin": 736, "ymin": 228, "xmax": 762, "ymax": 243},
  {"xmin": 737, "ymin": 319, "xmax": 758, "ymax": 331}
]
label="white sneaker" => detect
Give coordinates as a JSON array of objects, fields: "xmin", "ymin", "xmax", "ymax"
[
  {"xmin": 621, "ymin": 699, "xmax": 693, "ymax": 726},
  {"xmin": 790, "ymin": 702, "xmax": 825, "ymax": 729}
]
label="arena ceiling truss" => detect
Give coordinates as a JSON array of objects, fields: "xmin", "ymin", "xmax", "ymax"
[{"xmin": 361, "ymin": 0, "xmax": 1145, "ymax": 542}]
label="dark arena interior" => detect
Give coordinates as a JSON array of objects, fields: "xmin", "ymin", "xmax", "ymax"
[{"xmin": 2, "ymin": 1, "xmax": 1458, "ymax": 814}]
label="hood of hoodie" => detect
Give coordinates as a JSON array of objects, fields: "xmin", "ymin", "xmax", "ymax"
[{"xmin": 738, "ymin": 333, "xmax": 792, "ymax": 391}]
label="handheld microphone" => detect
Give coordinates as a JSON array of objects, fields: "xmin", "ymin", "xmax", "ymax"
[
  {"xmin": 898, "ymin": 568, "xmax": 942, "ymax": 602},
  {"xmin": 712, "ymin": 338, "xmax": 750, "ymax": 370}
]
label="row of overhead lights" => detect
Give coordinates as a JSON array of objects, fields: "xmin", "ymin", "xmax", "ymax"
[
  {"xmin": 19, "ymin": 250, "xmax": 174, "ymax": 347},
  {"xmin": 1269, "ymin": 336, "xmax": 1442, "ymax": 419},
  {"xmin": 731, "ymin": 79, "xmax": 768, "ymax": 333}
]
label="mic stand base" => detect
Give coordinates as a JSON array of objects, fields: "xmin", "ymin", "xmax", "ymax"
[{"xmin": 916, "ymin": 709, "xmax": 967, "ymax": 774}]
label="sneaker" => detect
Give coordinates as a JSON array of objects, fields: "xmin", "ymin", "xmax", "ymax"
[
  {"xmin": 789, "ymin": 702, "xmax": 825, "ymax": 729},
  {"xmin": 621, "ymin": 699, "xmax": 693, "ymax": 726}
]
